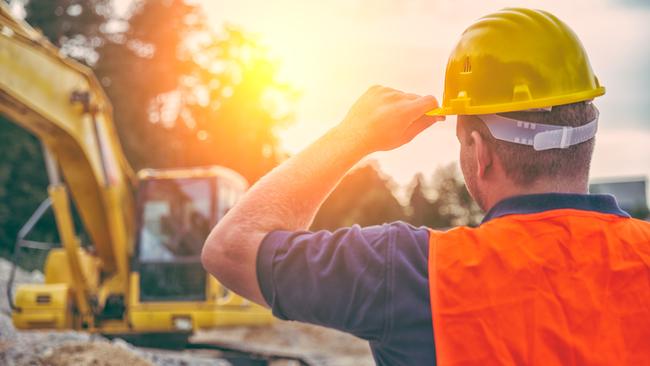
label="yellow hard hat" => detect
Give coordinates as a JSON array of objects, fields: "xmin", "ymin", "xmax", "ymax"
[{"xmin": 428, "ymin": 8, "xmax": 605, "ymax": 116}]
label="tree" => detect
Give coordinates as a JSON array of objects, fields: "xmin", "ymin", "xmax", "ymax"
[
  {"xmin": 312, "ymin": 162, "xmax": 407, "ymax": 230},
  {"xmin": 25, "ymin": 0, "xmax": 112, "ymax": 65},
  {"xmin": 408, "ymin": 173, "xmax": 432, "ymax": 227},
  {"xmin": 407, "ymin": 164, "xmax": 483, "ymax": 229},
  {"xmin": 23, "ymin": 0, "xmax": 296, "ymax": 179},
  {"xmin": 430, "ymin": 163, "xmax": 483, "ymax": 227},
  {"xmin": 93, "ymin": 0, "xmax": 297, "ymax": 181}
]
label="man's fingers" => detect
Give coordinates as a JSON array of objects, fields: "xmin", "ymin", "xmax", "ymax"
[
  {"xmin": 387, "ymin": 90, "xmax": 424, "ymax": 102},
  {"xmin": 405, "ymin": 95, "xmax": 440, "ymax": 114},
  {"xmin": 381, "ymin": 88, "xmax": 407, "ymax": 101},
  {"xmin": 403, "ymin": 115, "xmax": 439, "ymax": 142},
  {"xmin": 360, "ymin": 86, "xmax": 444, "ymax": 125},
  {"xmin": 367, "ymin": 86, "xmax": 434, "ymax": 106},
  {"xmin": 402, "ymin": 96, "xmax": 445, "ymax": 124}
]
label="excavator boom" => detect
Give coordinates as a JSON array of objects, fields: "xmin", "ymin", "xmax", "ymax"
[{"xmin": 0, "ymin": 3, "xmax": 133, "ymax": 277}]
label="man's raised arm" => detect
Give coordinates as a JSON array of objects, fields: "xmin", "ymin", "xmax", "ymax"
[{"xmin": 201, "ymin": 86, "xmax": 442, "ymax": 305}]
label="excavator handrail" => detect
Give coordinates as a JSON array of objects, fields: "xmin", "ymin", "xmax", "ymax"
[{"xmin": 5, "ymin": 197, "xmax": 53, "ymax": 312}]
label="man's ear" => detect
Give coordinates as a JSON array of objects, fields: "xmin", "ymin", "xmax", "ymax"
[{"xmin": 470, "ymin": 130, "xmax": 493, "ymax": 179}]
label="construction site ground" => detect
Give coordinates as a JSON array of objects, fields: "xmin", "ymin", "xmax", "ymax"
[{"xmin": 0, "ymin": 257, "xmax": 373, "ymax": 365}]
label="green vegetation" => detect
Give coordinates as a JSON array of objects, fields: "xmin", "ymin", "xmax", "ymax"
[{"xmin": 408, "ymin": 164, "xmax": 483, "ymax": 229}]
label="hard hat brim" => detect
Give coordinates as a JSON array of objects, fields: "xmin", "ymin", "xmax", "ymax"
[{"xmin": 427, "ymin": 87, "xmax": 605, "ymax": 117}]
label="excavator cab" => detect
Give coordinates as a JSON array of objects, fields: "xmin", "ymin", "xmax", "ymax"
[
  {"xmin": 126, "ymin": 167, "xmax": 272, "ymax": 334},
  {"xmin": 135, "ymin": 170, "xmax": 244, "ymax": 303},
  {"xmin": 136, "ymin": 172, "xmax": 222, "ymax": 302}
]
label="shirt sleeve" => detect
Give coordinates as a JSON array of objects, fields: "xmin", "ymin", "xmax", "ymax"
[{"xmin": 256, "ymin": 221, "xmax": 430, "ymax": 343}]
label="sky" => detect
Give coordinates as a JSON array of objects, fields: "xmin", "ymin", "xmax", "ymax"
[
  {"xmin": 194, "ymin": 0, "xmax": 650, "ymax": 190},
  {"xmin": 114, "ymin": 0, "xmax": 650, "ymax": 195}
]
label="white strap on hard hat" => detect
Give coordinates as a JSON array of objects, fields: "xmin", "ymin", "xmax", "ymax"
[{"xmin": 477, "ymin": 109, "xmax": 599, "ymax": 151}]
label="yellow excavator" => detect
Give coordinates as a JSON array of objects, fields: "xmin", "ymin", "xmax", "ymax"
[{"xmin": 0, "ymin": 3, "xmax": 272, "ymax": 338}]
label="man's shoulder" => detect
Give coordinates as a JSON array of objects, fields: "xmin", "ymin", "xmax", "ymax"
[
  {"xmin": 377, "ymin": 221, "xmax": 433, "ymax": 256},
  {"xmin": 382, "ymin": 220, "xmax": 431, "ymax": 238},
  {"xmin": 325, "ymin": 221, "xmax": 431, "ymax": 251}
]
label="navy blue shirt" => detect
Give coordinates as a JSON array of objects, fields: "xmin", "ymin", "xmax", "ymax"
[{"xmin": 256, "ymin": 194, "xmax": 629, "ymax": 365}]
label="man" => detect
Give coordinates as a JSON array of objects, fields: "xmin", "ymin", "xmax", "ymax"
[{"xmin": 202, "ymin": 8, "xmax": 650, "ymax": 365}]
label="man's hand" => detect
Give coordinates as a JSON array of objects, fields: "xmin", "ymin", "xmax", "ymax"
[
  {"xmin": 202, "ymin": 86, "xmax": 441, "ymax": 306},
  {"xmin": 338, "ymin": 86, "xmax": 444, "ymax": 153}
]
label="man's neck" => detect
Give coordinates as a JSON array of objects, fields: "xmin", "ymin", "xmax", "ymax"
[{"xmin": 483, "ymin": 178, "xmax": 589, "ymax": 212}]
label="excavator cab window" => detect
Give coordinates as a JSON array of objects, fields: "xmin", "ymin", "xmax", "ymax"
[{"xmin": 135, "ymin": 177, "xmax": 216, "ymax": 302}]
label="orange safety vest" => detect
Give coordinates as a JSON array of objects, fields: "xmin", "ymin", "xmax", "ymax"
[{"xmin": 428, "ymin": 209, "xmax": 650, "ymax": 365}]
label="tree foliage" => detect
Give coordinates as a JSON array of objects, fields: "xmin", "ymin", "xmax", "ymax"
[
  {"xmin": 20, "ymin": 0, "xmax": 296, "ymax": 180},
  {"xmin": 92, "ymin": 0, "xmax": 297, "ymax": 180},
  {"xmin": 408, "ymin": 163, "xmax": 483, "ymax": 229},
  {"xmin": 312, "ymin": 162, "xmax": 406, "ymax": 230},
  {"xmin": 24, "ymin": 0, "xmax": 111, "ymax": 65}
]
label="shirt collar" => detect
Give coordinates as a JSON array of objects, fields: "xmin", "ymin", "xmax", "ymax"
[{"xmin": 482, "ymin": 193, "xmax": 630, "ymax": 224}]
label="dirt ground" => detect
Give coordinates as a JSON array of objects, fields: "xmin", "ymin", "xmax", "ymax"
[{"xmin": 41, "ymin": 342, "xmax": 154, "ymax": 366}]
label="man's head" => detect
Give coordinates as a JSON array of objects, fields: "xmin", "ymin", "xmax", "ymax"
[
  {"xmin": 430, "ymin": 8, "xmax": 605, "ymax": 210},
  {"xmin": 456, "ymin": 102, "xmax": 598, "ymax": 211}
]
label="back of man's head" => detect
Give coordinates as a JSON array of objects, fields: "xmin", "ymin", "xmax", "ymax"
[{"xmin": 459, "ymin": 101, "xmax": 597, "ymax": 187}]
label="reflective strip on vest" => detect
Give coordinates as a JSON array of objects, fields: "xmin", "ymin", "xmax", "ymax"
[{"xmin": 428, "ymin": 209, "xmax": 650, "ymax": 365}]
